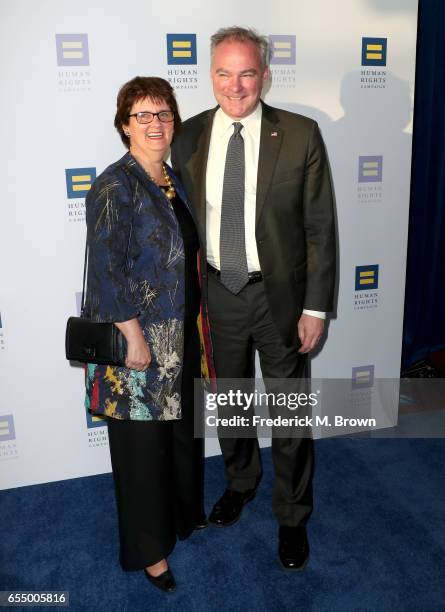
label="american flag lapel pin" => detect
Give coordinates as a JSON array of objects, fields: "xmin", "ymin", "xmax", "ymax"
[{"xmin": 271, "ymin": 131, "xmax": 278, "ymax": 137}]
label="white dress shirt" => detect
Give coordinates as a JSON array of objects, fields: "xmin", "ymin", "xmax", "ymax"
[{"xmin": 205, "ymin": 105, "xmax": 325, "ymax": 320}]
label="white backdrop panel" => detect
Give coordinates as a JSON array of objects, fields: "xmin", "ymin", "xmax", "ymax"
[{"xmin": 0, "ymin": 0, "xmax": 418, "ymax": 489}]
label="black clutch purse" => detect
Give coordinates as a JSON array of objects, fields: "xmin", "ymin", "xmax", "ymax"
[
  {"xmin": 65, "ymin": 240, "xmax": 127, "ymax": 366},
  {"xmin": 65, "ymin": 316, "xmax": 126, "ymax": 366}
]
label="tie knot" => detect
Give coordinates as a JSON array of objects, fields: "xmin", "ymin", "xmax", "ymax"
[{"xmin": 233, "ymin": 122, "xmax": 243, "ymax": 135}]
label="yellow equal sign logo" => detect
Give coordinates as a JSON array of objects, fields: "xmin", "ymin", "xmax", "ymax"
[
  {"xmin": 366, "ymin": 42, "xmax": 383, "ymax": 61},
  {"xmin": 65, "ymin": 168, "xmax": 96, "ymax": 199},
  {"xmin": 355, "ymin": 265, "xmax": 379, "ymax": 290},
  {"xmin": 0, "ymin": 418, "xmax": 10, "ymax": 436},
  {"xmin": 62, "ymin": 40, "xmax": 84, "ymax": 60},
  {"xmin": 0, "ymin": 414, "xmax": 15, "ymax": 441},
  {"xmin": 72, "ymin": 174, "xmax": 92, "ymax": 192},
  {"xmin": 172, "ymin": 40, "xmax": 192, "ymax": 59},
  {"xmin": 356, "ymin": 369, "xmax": 371, "ymax": 383},
  {"xmin": 362, "ymin": 160, "xmax": 379, "ymax": 177},
  {"xmin": 359, "ymin": 270, "xmax": 375, "ymax": 285},
  {"xmin": 273, "ymin": 41, "xmax": 292, "ymax": 59}
]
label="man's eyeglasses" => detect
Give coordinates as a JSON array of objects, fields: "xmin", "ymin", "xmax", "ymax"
[{"xmin": 127, "ymin": 111, "xmax": 175, "ymax": 124}]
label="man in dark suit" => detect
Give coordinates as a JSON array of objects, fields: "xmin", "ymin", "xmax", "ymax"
[{"xmin": 171, "ymin": 26, "xmax": 336, "ymax": 571}]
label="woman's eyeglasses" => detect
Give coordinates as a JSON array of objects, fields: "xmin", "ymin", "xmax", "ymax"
[{"xmin": 127, "ymin": 111, "xmax": 174, "ymax": 124}]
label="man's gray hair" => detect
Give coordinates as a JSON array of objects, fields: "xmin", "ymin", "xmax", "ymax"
[{"xmin": 210, "ymin": 26, "xmax": 270, "ymax": 68}]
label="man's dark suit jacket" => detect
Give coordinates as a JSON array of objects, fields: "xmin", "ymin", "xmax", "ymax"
[{"xmin": 171, "ymin": 101, "xmax": 336, "ymax": 347}]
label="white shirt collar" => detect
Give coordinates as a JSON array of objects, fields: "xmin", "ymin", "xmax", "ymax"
[{"xmin": 214, "ymin": 102, "xmax": 263, "ymax": 139}]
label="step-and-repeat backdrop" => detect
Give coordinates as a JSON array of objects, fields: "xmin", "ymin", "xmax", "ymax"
[{"xmin": 0, "ymin": 0, "xmax": 418, "ymax": 489}]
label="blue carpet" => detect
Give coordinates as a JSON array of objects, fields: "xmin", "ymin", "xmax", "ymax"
[{"xmin": 1, "ymin": 439, "xmax": 445, "ymax": 611}]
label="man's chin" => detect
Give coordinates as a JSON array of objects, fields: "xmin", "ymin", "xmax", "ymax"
[{"xmin": 221, "ymin": 103, "xmax": 249, "ymax": 120}]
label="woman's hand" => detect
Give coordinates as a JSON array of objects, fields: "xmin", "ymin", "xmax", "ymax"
[
  {"xmin": 114, "ymin": 319, "xmax": 151, "ymax": 371},
  {"xmin": 125, "ymin": 335, "xmax": 151, "ymax": 371}
]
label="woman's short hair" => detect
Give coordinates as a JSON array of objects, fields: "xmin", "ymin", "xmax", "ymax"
[{"xmin": 114, "ymin": 76, "xmax": 181, "ymax": 148}]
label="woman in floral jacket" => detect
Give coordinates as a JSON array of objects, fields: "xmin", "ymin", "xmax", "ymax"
[{"xmin": 84, "ymin": 77, "xmax": 212, "ymax": 593}]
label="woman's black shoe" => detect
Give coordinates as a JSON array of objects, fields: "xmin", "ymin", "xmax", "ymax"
[{"xmin": 144, "ymin": 568, "xmax": 176, "ymax": 592}]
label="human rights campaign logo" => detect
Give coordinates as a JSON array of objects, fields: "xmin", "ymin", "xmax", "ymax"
[
  {"xmin": 166, "ymin": 34, "xmax": 197, "ymax": 65},
  {"xmin": 358, "ymin": 156, "xmax": 383, "ymax": 183},
  {"xmin": 56, "ymin": 34, "xmax": 89, "ymax": 66},
  {"xmin": 86, "ymin": 410, "xmax": 107, "ymax": 429},
  {"xmin": 269, "ymin": 35, "xmax": 296, "ymax": 65},
  {"xmin": 65, "ymin": 168, "xmax": 96, "ymax": 199},
  {"xmin": 352, "ymin": 365, "xmax": 375, "ymax": 390},
  {"xmin": 362, "ymin": 38, "xmax": 387, "ymax": 67},
  {"xmin": 355, "ymin": 265, "xmax": 379, "ymax": 291},
  {"xmin": 0, "ymin": 414, "xmax": 16, "ymax": 442}
]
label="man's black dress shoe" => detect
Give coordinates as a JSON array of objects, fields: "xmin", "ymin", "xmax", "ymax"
[
  {"xmin": 208, "ymin": 489, "xmax": 256, "ymax": 527},
  {"xmin": 278, "ymin": 526, "xmax": 309, "ymax": 571},
  {"xmin": 144, "ymin": 568, "xmax": 176, "ymax": 592}
]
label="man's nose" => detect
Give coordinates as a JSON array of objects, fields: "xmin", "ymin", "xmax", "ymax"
[{"xmin": 230, "ymin": 76, "xmax": 242, "ymax": 91}]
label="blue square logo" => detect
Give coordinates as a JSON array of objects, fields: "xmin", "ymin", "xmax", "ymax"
[
  {"xmin": 166, "ymin": 34, "xmax": 197, "ymax": 65},
  {"xmin": 269, "ymin": 35, "xmax": 296, "ymax": 65},
  {"xmin": 355, "ymin": 265, "xmax": 379, "ymax": 290},
  {"xmin": 362, "ymin": 37, "xmax": 387, "ymax": 66},
  {"xmin": 0, "ymin": 414, "xmax": 16, "ymax": 442},
  {"xmin": 65, "ymin": 168, "xmax": 96, "ymax": 199},
  {"xmin": 86, "ymin": 410, "xmax": 107, "ymax": 429},
  {"xmin": 352, "ymin": 365, "xmax": 375, "ymax": 389},
  {"xmin": 358, "ymin": 156, "xmax": 383, "ymax": 183},
  {"xmin": 56, "ymin": 34, "xmax": 89, "ymax": 66}
]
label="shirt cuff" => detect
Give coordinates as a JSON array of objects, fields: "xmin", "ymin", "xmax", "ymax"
[{"xmin": 302, "ymin": 309, "xmax": 326, "ymax": 320}]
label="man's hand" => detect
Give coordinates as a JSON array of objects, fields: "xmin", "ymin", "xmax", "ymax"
[{"xmin": 297, "ymin": 313, "xmax": 325, "ymax": 354}]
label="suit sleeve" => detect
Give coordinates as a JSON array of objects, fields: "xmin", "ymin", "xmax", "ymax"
[
  {"xmin": 302, "ymin": 122, "xmax": 336, "ymax": 312},
  {"xmin": 84, "ymin": 171, "xmax": 140, "ymax": 323}
]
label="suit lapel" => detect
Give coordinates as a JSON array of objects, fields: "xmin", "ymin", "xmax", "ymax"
[
  {"xmin": 184, "ymin": 108, "xmax": 217, "ymax": 242},
  {"xmin": 256, "ymin": 103, "xmax": 283, "ymax": 226}
]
